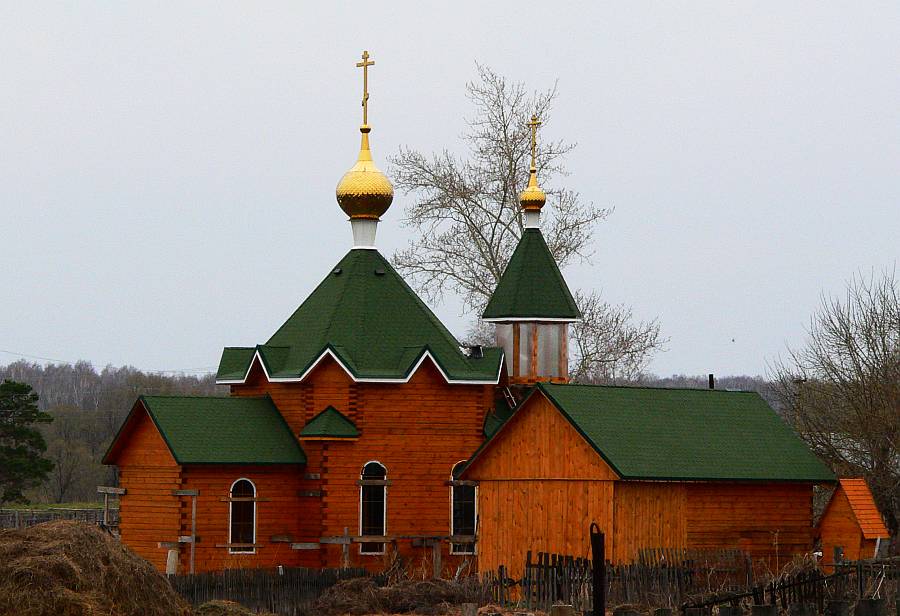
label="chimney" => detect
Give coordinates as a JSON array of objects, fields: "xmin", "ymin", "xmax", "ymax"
[{"xmin": 708, "ymin": 374, "xmax": 715, "ymax": 390}]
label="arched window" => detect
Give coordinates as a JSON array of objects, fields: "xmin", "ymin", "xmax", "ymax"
[
  {"xmin": 229, "ymin": 478, "xmax": 256, "ymax": 553},
  {"xmin": 450, "ymin": 461, "xmax": 476, "ymax": 555},
  {"xmin": 359, "ymin": 461, "xmax": 387, "ymax": 554}
]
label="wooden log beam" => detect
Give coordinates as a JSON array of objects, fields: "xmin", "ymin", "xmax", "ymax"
[{"xmin": 97, "ymin": 486, "xmax": 127, "ymax": 495}]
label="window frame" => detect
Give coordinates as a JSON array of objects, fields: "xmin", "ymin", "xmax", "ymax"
[
  {"xmin": 228, "ymin": 477, "xmax": 257, "ymax": 554},
  {"xmin": 358, "ymin": 460, "xmax": 387, "ymax": 555},
  {"xmin": 449, "ymin": 461, "xmax": 477, "ymax": 555}
]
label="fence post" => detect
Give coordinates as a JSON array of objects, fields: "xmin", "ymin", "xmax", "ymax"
[{"xmin": 590, "ymin": 522, "xmax": 605, "ymax": 616}]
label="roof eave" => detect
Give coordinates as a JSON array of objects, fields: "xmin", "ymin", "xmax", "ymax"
[
  {"xmin": 216, "ymin": 346, "xmax": 503, "ymax": 386},
  {"xmin": 482, "ymin": 316, "xmax": 581, "ymax": 323}
]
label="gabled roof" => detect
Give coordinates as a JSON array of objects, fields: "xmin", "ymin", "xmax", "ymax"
[
  {"xmin": 217, "ymin": 249, "xmax": 503, "ymax": 384},
  {"xmin": 103, "ymin": 396, "xmax": 306, "ymax": 465},
  {"xmin": 834, "ymin": 478, "xmax": 890, "ymax": 539},
  {"xmin": 300, "ymin": 406, "xmax": 359, "ymax": 439},
  {"xmin": 464, "ymin": 382, "xmax": 835, "ymax": 482},
  {"xmin": 482, "ymin": 229, "xmax": 580, "ymax": 321}
]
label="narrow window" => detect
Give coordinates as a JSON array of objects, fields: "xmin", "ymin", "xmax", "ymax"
[
  {"xmin": 517, "ymin": 323, "xmax": 534, "ymax": 377},
  {"xmin": 360, "ymin": 461, "xmax": 387, "ymax": 554},
  {"xmin": 450, "ymin": 461, "xmax": 476, "ymax": 555},
  {"xmin": 496, "ymin": 323, "xmax": 514, "ymax": 375},
  {"xmin": 537, "ymin": 323, "xmax": 563, "ymax": 378},
  {"xmin": 229, "ymin": 478, "xmax": 256, "ymax": 553}
]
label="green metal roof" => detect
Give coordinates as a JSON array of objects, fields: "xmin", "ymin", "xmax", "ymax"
[
  {"xmin": 107, "ymin": 395, "xmax": 306, "ymax": 465},
  {"xmin": 482, "ymin": 229, "xmax": 580, "ymax": 321},
  {"xmin": 467, "ymin": 383, "xmax": 835, "ymax": 482},
  {"xmin": 301, "ymin": 406, "xmax": 359, "ymax": 438},
  {"xmin": 217, "ymin": 249, "xmax": 502, "ymax": 383}
]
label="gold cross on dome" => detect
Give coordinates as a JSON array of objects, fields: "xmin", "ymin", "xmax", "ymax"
[
  {"xmin": 356, "ymin": 50, "xmax": 375, "ymax": 125},
  {"xmin": 527, "ymin": 115, "xmax": 541, "ymax": 169}
]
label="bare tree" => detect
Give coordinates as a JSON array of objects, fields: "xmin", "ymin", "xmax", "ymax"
[
  {"xmin": 772, "ymin": 270, "xmax": 900, "ymax": 550},
  {"xmin": 570, "ymin": 290, "xmax": 664, "ymax": 384},
  {"xmin": 391, "ymin": 65, "xmax": 664, "ymax": 379}
]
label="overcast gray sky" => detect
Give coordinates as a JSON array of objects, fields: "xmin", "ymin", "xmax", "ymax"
[{"xmin": 2, "ymin": 2, "xmax": 898, "ymax": 378}]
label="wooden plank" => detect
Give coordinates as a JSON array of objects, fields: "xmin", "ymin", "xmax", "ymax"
[{"xmin": 97, "ymin": 486, "xmax": 127, "ymax": 495}]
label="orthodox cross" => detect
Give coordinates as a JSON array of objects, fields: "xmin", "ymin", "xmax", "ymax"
[
  {"xmin": 356, "ymin": 50, "xmax": 375, "ymax": 125},
  {"xmin": 527, "ymin": 115, "xmax": 541, "ymax": 169}
]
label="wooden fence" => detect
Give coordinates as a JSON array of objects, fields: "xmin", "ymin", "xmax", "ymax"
[
  {"xmin": 169, "ymin": 566, "xmax": 371, "ymax": 615},
  {"xmin": 0, "ymin": 508, "xmax": 115, "ymax": 529},
  {"xmin": 507, "ymin": 551, "xmax": 900, "ymax": 613},
  {"xmin": 500, "ymin": 548, "xmax": 755, "ymax": 613},
  {"xmin": 683, "ymin": 558, "xmax": 900, "ymax": 613}
]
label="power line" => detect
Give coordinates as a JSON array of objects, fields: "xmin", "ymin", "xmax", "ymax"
[{"xmin": 0, "ymin": 349, "xmax": 218, "ymax": 375}]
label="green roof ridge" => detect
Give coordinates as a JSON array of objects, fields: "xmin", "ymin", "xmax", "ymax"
[
  {"xmin": 482, "ymin": 229, "xmax": 580, "ymax": 320},
  {"xmin": 301, "ymin": 406, "xmax": 360, "ymax": 438},
  {"xmin": 217, "ymin": 250, "xmax": 502, "ymax": 383}
]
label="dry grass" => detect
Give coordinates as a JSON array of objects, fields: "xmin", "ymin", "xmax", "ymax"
[
  {"xmin": 0, "ymin": 520, "xmax": 191, "ymax": 616},
  {"xmin": 311, "ymin": 577, "xmax": 490, "ymax": 616},
  {"xmin": 194, "ymin": 600, "xmax": 276, "ymax": 616}
]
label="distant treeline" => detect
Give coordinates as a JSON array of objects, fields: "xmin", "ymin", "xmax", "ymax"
[
  {"xmin": 1, "ymin": 360, "xmax": 774, "ymax": 505},
  {"xmin": 0, "ymin": 360, "xmax": 225, "ymax": 504},
  {"xmin": 639, "ymin": 374, "xmax": 778, "ymax": 408}
]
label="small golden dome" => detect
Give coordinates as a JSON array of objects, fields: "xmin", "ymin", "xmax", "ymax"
[
  {"xmin": 336, "ymin": 126, "xmax": 394, "ymax": 220},
  {"xmin": 519, "ymin": 167, "xmax": 546, "ymax": 212}
]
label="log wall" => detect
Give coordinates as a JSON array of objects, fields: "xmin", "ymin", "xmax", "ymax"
[
  {"xmin": 177, "ymin": 465, "xmax": 321, "ymax": 572},
  {"xmin": 232, "ymin": 356, "xmax": 494, "ymax": 572},
  {"xmin": 115, "ymin": 409, "xmax": 182, "ymax": 571}
]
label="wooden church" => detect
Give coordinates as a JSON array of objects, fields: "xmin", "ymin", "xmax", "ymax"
[{"xmin": 104, "ymin": 52, "xmax": 834, "ymax": 575}]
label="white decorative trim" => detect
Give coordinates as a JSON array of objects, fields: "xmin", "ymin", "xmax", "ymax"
[
  {"xmin": 523, "ymin": 211, "xmax": 540, "ymax": 228},
  {"xmin": 216, "ymin": 347, "xmax": 503, "ymax": 386},
  {"xmin": 482, "ymin": 316, "xmax": 580, "ymax": 323}
]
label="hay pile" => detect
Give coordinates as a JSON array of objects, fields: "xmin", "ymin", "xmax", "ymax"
[
  {"xmin": 194, "ymin": 600, "xmax": 276, "ymax": 616},
  {"xmin": 0, "ymin": 520, "xmax": 190, "ymax": 616},
  {"xmin": 312, "ymin": 577, "xmax": 484, "ymax": 615}
]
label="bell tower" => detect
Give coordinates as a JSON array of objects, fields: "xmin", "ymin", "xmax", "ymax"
[{"xmin": 482, "ymin": 115, "xmax": 580, "ymax": 384}]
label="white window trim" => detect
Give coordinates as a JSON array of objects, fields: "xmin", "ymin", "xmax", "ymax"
[
  {"xmin": 450, "ymin": 461, "xmax": 477, "ymax": 555},
  {"xmin": 228, "ymin": 477, "xmax": 257, "ymax": 554},
  {"xmin": 359, "ymin": 461, "xmax": 387, "ymax": 555}
]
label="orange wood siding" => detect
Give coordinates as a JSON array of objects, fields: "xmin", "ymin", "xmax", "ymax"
[
  {"xmin": 464, "ymin": 395, "xmax": 618, "ymax": 481},
  {"xmin": 685, "ymin": 482, "xmax": 814, "ymax": 568},
  {"xmin": 232, "ymin": 356, "xmax": 494, "ymax": 572},
  {"xmin": 612, "ymin": 482, "xmax": 687, "ymax": 562},
  {"xmin": 465, "ymin": 392, "xmax": 817, "ymax": 572},
  {"xmin": 818, "ymin": 486, "xmax": 866, "ymax": 569},
  {"xmin": 112, "ymin": 406, "xmax": 178, "ymax": 468},
  {"xmin": 114, "ymin": 409, "xmax": 182, "ymax": 571},
  {"xmin": 177, "ymin": 465, "xmax": 321, "ymax": 572},
  {"xmin": 478, "ymin": 480, "xmax": 614, "ymax": 579},
  {"xmin": 466, "ymin": 394, "xmax": 618, "ymax": 578}
]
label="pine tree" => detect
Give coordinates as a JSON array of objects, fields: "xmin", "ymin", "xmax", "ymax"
[{"xmin": 0, "ymin": 380, "xmax": 54, "ymax": 504}]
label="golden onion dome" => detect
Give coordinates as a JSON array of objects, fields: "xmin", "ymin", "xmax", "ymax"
[
  {"xmin": 336, "ymin": 125, "xmax": 394, "ymax": 220},
  {"xmin": 518, "ymin": 166, "xmax": 547, "ymax": 212}
]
